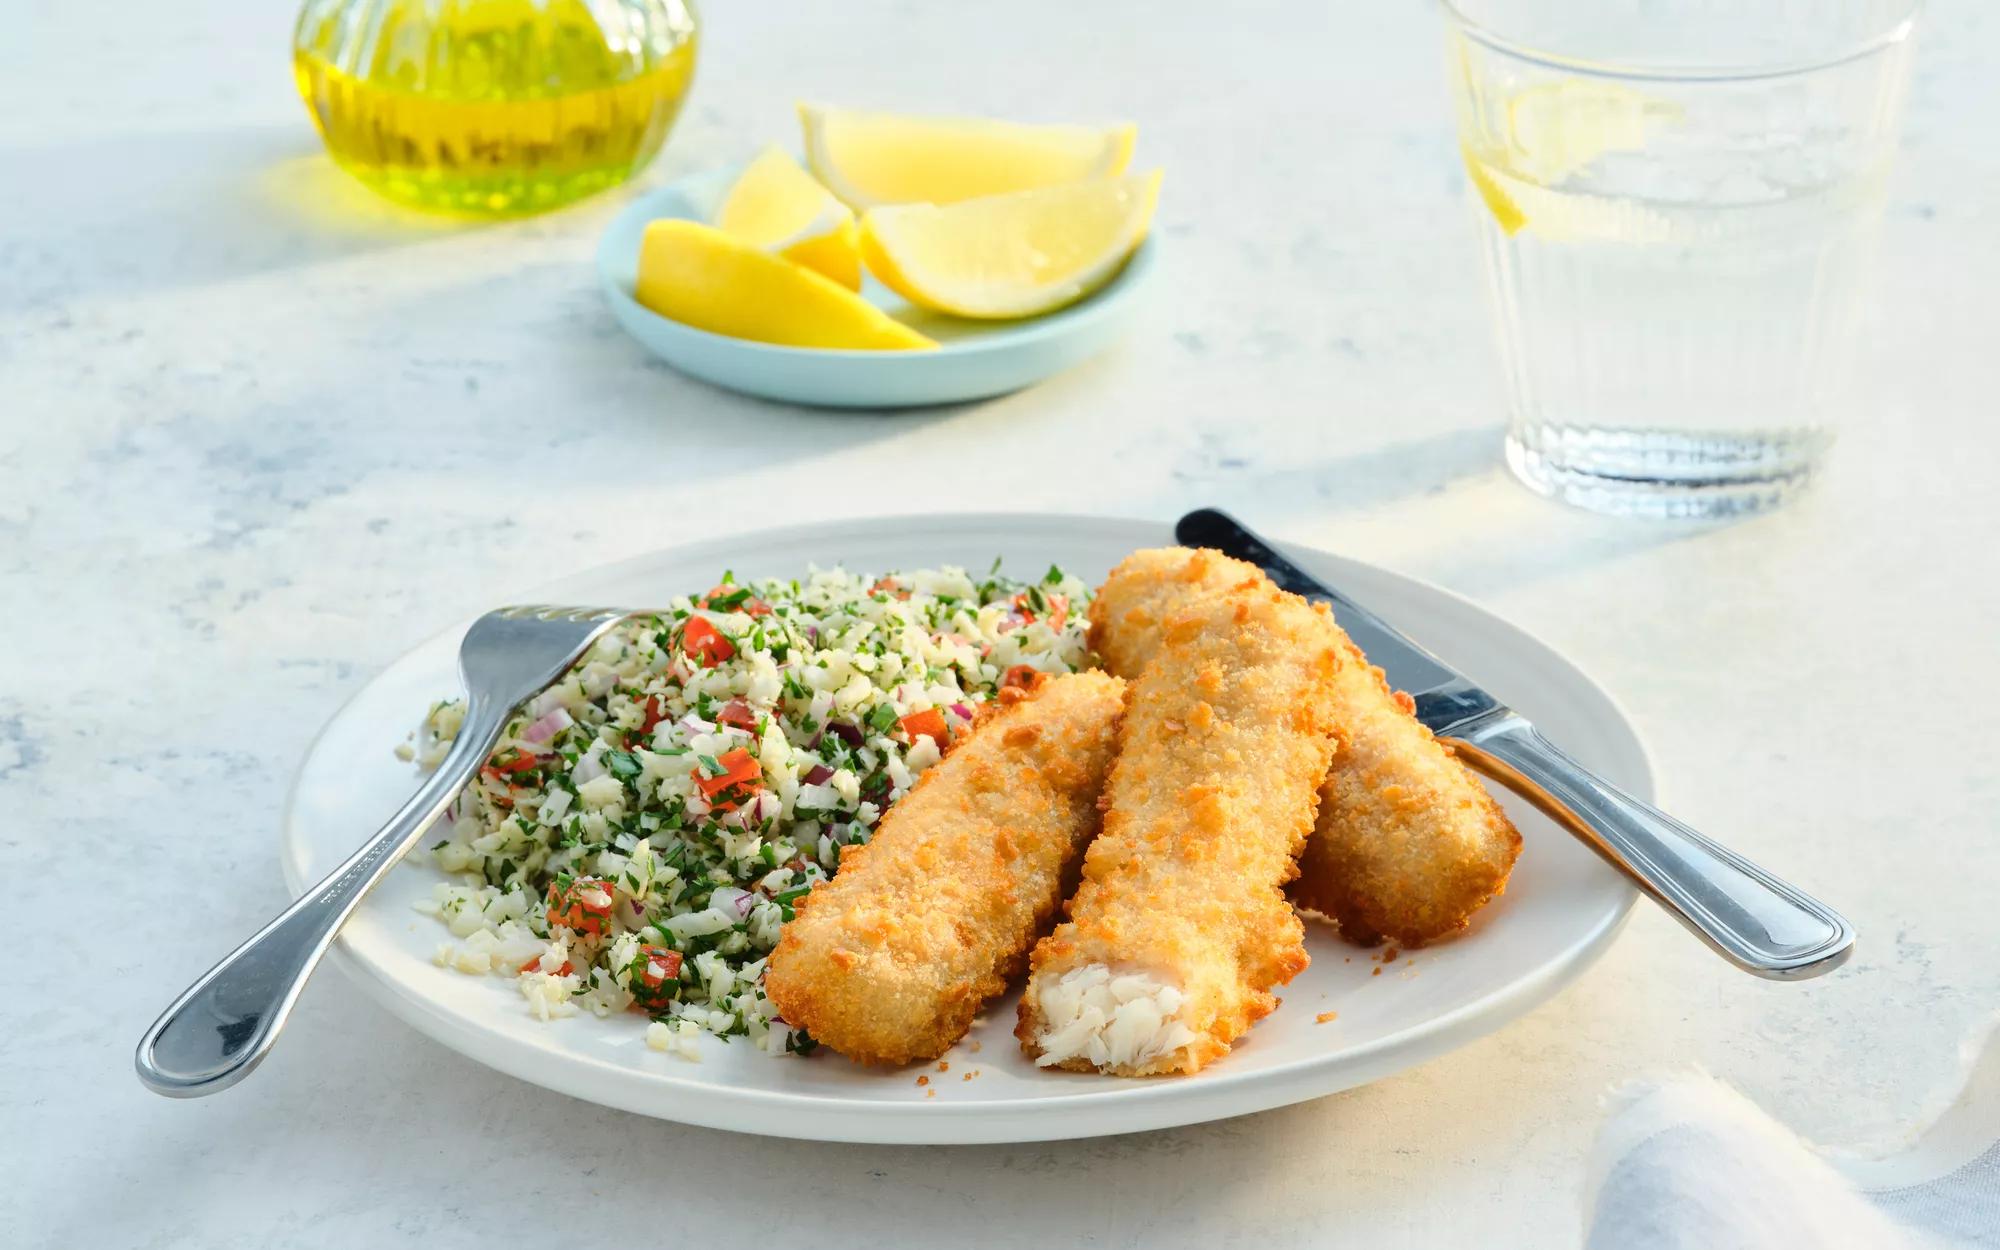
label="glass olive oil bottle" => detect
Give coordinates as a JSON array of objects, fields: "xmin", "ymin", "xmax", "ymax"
[{"xmin": 293, "ymin": 0, "xmax": 698, "ymax": 216}]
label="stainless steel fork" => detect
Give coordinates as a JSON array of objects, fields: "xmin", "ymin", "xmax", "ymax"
[{"xmin": 135, "ymin": 605, "xmax": 630, "ymax": 1097}]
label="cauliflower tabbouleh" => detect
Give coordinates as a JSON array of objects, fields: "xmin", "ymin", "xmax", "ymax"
[{"xmin": 409, "ymin": 563, "xmax": 1092, "ymax": 1059}]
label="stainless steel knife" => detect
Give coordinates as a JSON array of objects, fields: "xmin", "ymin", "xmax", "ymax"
[{"xmin": 1175, "ymin": 507, "xmax": 1854, "ymax": 980}]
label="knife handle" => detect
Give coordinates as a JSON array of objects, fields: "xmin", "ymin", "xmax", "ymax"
[{"xmin": 1450, "ymin": 713, "xmax": 1854, "ymax": 979}]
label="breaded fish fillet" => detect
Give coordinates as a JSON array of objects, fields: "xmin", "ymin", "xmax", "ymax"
[
  {"xmin": 1289, "ymin": 654, "xmax": 1521, "ymax": 946},
  {"xmin": 1086, "ymin": 547, "xmax": 1268, "ymax": 680},
  {"xmin": 1089, "ymin": 547, "xmax": 1522, "ymax": 948},
  {"xmin": 1017, "ymin": 585, "xmax": 1342, "ymax": 1076},
  {"xmin": 763, "ymin": 671, "xmax": 1125, "ymax": 1066}
]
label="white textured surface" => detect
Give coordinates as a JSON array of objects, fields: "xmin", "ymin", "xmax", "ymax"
[{"xmin": 3, "ymin": 1, "xmax": 1996, "ymax": 1246}]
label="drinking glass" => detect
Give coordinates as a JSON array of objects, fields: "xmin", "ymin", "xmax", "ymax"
[{"xmin": 1443, "ymin": 1, "xmax": 1919, "ymax": 517}]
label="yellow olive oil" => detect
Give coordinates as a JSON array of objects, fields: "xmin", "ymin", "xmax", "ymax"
[{"xmin": 293, "ymin": 0, "xmax": 698, "ymax": 216}]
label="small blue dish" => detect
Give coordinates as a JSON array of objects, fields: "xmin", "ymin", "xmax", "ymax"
[{"xmin": 596, "ymin": 167, "xmax": 1157, "ymax": 409}]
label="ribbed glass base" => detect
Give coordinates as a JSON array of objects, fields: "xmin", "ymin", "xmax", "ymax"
[{"xmin": 1505, "ymin": 424, "xmax": 1830, "ymax": 519}]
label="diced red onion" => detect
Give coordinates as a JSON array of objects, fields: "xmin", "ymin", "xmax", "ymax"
[
  {"xmin": 802, "ymin": 764, "xmax": 833, "ymax": 785},
  {"xmin": 949, "ymin": 703, "xmax": 973, "ymax": 720},
  {"xmin": 522, "ymin": 707, "xmax": 573, "ymax": 744},
  {"xmin": 526, "ymin": 688, "xmax": 566, "ymax": 719},
  {"xmin": 572, "ymin": 753, "xmax": 607, "ymax": 784},
  {"xmin": 805, "ymin": 728, "xmax": 824, "ymax": 749},
  {"xmin": 709, "ymin": 886, "xmax": 754, "ymax": 917},
  {"xmin": 827, "ymin": 720, "xmax": 863, "ymax": 747}
]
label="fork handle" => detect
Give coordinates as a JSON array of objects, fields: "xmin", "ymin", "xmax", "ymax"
[
  {"xmin": 1449, "ymin": 713, "xmax": 1855, "ymax": 979},
  {"xmin": 135, "ymin": 696, "xmax": 505, "ymax": 1097}
]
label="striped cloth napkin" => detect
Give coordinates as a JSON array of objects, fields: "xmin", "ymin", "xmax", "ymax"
[{"xmin": 1585, "ymin": 1020, "xmax": 2000, "ymax": 1249}]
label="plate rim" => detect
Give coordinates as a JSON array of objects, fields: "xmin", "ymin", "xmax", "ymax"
[
  {"xmin": 280, "ymin": 511, "xmax": 1649, "ymax": 1143},
  {"xmin": 594, "ymin": 171, "xmax": 1159, "ymax": 363}
]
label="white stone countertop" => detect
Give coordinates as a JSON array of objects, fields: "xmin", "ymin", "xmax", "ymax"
[{"xmin": 5, "ymin": 1, "xmax": 1996, "ymax": 1246}]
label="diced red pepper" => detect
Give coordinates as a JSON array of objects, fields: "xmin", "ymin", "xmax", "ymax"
[
  {"xmin": 642, "ymin": 946, "xmax": 682, "ymax": 983},
  {"xmin": 518, "ymin": 956, "xmax": 575, "ymax": 976},
  {"xmin": 1001, "ymin": 664, "xmax": 1041, "ymax": 691},
  {"xmin": 629, "ymin": 943, "xmax": 683, "ymax": 1014},
  {"xmin": 899, "ymin": 708, "xmax": 948, "ymax": 748},
  {"xmin": 482, "ymin": 748, "xmax": 540, "ymax": 788},
  {"xmin": 546, "ymin": 877, "xmax": 615, "ymax": 937},
  {"xmin": 703, "ymin": 586, "xmax": 773, "ymax": 617},
  {"xmin": 870, "ymin": 576, "xmax": 911, "ymax": 601},
  {"xmin": 716, "ymin": 699, "xmax": 758, "ymax": 731},
  {"xmin": 1009, "ymin": 592, "xmax": 1069, "ymax": 629},
  {"xmin": 639, "ymin": 695, "xmax": 668, "ymax": 734},
  {"xmin": 694, "ymin": 747, "xmax": 763, "ymax": 811},
  {"xmin": 681, "ymin": 616, "xmax": 734, "ymax": 666},
  {"xmin": 489, "ymin": 749, "xmax": 538, "ymax": 774}
]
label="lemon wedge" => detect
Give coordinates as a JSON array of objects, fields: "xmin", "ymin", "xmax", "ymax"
[
  {"xmin": 1461, "ymin": 144, "xmax": 1527, "ymax": 235},
  {"xmin": 714, "ymin": 146, "xmax": 863, "ymax": 290},
  {"xmin": 1459, "ymin": 80, "xmax": 1679, "ymax": 235},
  {"xmin": 1502, "ymin": 79, "xmax": 1680, "ymax": 186},
  {"xmin": 859, "ymin": 172, "xmax": 1161, "ymax": 319},
  {"xmin": 635, "ymin": 220, "xmax": 936, "ymax": 351},
  {"xmin": 800, "ymin": 104, "xmax": 1137, "ymax": 209}
]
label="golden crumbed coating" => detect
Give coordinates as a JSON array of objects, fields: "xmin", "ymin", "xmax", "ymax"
[
  {"xmin": 763, "ymin": 671, "xmax": 1126, "ymax": 1066},
  {"xmin": 1089, "ymin": 546, "xmax": 1523, "ymax": 949},
  {"xmin": 1289, "ymin": 649, "xmax": 1522, "ymax": 946},
  {"xmin": 1085, "ymin": 547, "xmax": 1268, "ymax": 679},
  {"xmin": 1018, "ymin": 584, "xmax": 1343, "ymax": 1076}
]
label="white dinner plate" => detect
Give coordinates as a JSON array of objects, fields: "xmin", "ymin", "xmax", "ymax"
[
  {"xmin": 596, "ymin": 168, "xmax": 1156, "ymax": 409},
  {"xmin": 281, "ymin": 513, "xmax": 1648, "ymax": 1145}
]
